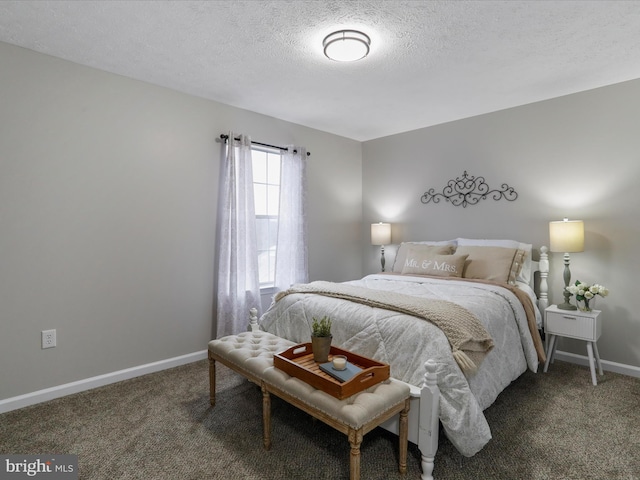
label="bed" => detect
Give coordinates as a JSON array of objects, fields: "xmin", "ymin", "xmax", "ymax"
[{"xmin": 253, "ymin": 238, "xmax": 549, "ymax": 480}]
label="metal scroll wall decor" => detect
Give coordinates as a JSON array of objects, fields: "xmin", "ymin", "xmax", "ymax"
[{"xmin": 420, "ymin": 171, "xmax": 518, "ymax": 208}]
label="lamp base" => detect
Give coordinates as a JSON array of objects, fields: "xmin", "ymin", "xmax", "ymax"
[
  {"xmin": 556, "ymin": 302, "xmax": 577, "ymax": 311},
  {"xmin": 557, "ymin": 254, "xmax": 577, "ymax": 310}
]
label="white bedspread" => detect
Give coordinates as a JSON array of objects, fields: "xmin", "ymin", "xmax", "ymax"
[{"xmin": 259, "ymin": 273, "xmax": 540, "ymax": 456}]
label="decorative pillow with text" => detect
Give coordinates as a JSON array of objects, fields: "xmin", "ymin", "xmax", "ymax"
[
  {"xmin": 392, "ymin": 242, "xmax": 455, "ymax": 273},
  {"xmin": 401, "ymin": 249, "xmax": 468, "ymax": 278}
]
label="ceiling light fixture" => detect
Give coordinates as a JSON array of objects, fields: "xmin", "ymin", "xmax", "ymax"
[{"xmin": 323, "ymin": 30, "xmax": 371, "ymax": 62}]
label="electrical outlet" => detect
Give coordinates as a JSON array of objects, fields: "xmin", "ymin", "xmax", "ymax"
[{"xmin": 42, "ymin": 329, "xmax": 56, "ymax": 349}]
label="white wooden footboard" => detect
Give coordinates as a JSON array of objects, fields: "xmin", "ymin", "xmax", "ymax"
[
  {"xmin": 417, "ymin": 360, "xmax": 440, "ymax": 480},
  {"xmin": 249, "ymin": 308, "xmax": 259, "ymax": 331},
  {"xmin": 379, "ymin": 361, "xmax": 440, "ymax": 480}
]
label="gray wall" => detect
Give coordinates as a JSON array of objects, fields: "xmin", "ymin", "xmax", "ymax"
[
  {"xmin": 3, "ymin": 37, "xmax": 639, "ymax": 402},
  {"xmin": 0, "ymin": 42, "xmax": 362, "ymax": 400},
  {"xmin": 362, "ymin": 79, "xmax": 640, "ymax": 369}
]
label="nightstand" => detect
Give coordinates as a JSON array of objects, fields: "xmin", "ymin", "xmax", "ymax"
[{"xmin": 543, "ymin": 305, "xmax": 603, "ymax": 385}]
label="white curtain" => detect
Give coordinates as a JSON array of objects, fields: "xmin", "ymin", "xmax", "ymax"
[
  {"xmin": 216, "ymin": 133, "xmax": 261, "ymax": 338},
  {"xmin": 274, "ymin": 146, "xmax": 308, "ymax": 290}
]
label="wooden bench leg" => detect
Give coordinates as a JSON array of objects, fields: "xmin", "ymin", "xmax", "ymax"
[
  {"xmin": 208, "ymin": 353, "xmax": 216, "ymax": 407},
  {"xmin": 399, "ymin": 399, "xmax": 409, "ymax": 474},
  {"xmin": 262, "ymin": 383, "xmax": 272, "ymax": 450},
  {"xmin": 348, "ymin": 429, "xmax": 363, "ymax": 480}
]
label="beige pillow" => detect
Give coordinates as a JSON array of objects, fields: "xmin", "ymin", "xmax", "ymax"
[
  {"xmin": 456, "ymin": 238, "xmax": 532, "ymax": 285},
  {"xmin": 454, "ymin": 246, "xmax": 524, "ymax": 284},
  {"xmin": 392, "ymin": 243, "xmax": 455, "ymax": 273},
  {"xmin": 401, "ymin": 249, "xmax": 468, "ymax": 278}
]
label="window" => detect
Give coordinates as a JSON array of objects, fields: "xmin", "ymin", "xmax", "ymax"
[{"xmin": 252, "ymin": 147, "xmax": 281, "ymax": 287}]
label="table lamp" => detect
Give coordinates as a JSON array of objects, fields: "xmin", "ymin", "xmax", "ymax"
[
  {"xmin": 549, "ymin": 218, "xmax": 584, "ymax": 310},
  {"xmin": 371, "ymin": 222, "xmax": 391, "ymax": 272}
]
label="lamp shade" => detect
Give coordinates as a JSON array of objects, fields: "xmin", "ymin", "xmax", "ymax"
[
  {"xmin": 549, "ymin": 219, "xmax": 584, "ymax": 253},
  {"xmin": 371, "ymin": 222, "xmax": 391, "ymax": 245}
]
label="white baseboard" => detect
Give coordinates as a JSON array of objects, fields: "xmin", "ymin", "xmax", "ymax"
[
  {"xmin": 0, "ymin": 350, "xmax": 208, "ymax": 414},
  {"xmin": 3, "ymin": 349, "xmax": 636, "ymax": 415},
  {"xmin": 553, "ymin": 350, "xmax": 640, "ymax": 378}
]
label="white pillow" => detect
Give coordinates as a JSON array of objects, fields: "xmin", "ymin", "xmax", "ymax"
[{"xmin": 456, "ymin": 238, "xmax": 533, "ymax": 285}]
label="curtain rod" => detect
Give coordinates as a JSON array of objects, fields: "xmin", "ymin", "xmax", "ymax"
[{"xmin": 219, "ymin": 134, "xmax": 311, "ymax": 156}]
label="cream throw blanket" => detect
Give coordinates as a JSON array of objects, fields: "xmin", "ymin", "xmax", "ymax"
[{"xmin": 275, "ymin": 281, "xmax": 495, "ymax": 376}]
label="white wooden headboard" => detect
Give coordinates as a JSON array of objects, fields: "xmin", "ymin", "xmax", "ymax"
[{"xmin": 532, "ymin": 246, "xmax": 549, "ymax": 312}]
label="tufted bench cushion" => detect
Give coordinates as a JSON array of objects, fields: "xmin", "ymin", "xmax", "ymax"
[
  {"xmin": 261, "ymin": 365, "xmax": 409, "ymax": 430},
  {"xmin": 209, "ymin": 330, "xmax": 295, "ymax": 381},
  {"xmin": 208, "ymin": 330, "xmax": 411, "ymax": 480}
]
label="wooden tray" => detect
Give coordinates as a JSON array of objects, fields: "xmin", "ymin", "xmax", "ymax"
[{"xmin": 273, "ymin": 343, "xmax": 390, "ymax": 399}]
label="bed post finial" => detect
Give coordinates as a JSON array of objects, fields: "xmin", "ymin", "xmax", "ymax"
[
  {"xmin": 538, "ymin": 246, "xmax": 549, "ymax": 312},
  {"xmin": 248, "ymin": 307, "xmax": 259, "ymax": 331}
]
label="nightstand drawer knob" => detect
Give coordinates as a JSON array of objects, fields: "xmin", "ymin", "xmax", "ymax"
[{"xmin": 562, "ymin": 316, "xmax": 577, "ymax": 320}]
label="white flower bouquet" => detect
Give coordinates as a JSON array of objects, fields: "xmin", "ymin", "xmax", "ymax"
[{"xmin": 566, "ymin": 280, "xmax": 609, "ymax": 311}]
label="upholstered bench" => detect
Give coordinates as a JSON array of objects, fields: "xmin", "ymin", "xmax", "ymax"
[{"xmin": 208, "ymin": 330, "xmax": 411, "ymax": 480}]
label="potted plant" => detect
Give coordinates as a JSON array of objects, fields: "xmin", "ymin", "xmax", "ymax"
[{"xmin": 311, "ymin": 316, "xmax": 332, "ymax": 362}]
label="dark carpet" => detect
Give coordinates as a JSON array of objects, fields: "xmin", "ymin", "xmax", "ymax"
[{"xmin": 1, "ymin": 360, "xmax": 639, "ymax": 479}]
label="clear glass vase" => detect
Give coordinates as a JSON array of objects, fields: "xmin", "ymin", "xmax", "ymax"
[{"xmin": 577, "ymin": 297, "xmax": 595, "ymax": 312}]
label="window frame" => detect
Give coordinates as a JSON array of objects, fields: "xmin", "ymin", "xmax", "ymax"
[{"xmin": 251, "ymin": 145, "xmax": 282, "ymax": 289}]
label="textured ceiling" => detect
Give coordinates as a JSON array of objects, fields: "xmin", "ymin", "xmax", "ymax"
[{"xmin": 1, "ymin": 1, "xmax": 639, "ymax": 141}]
